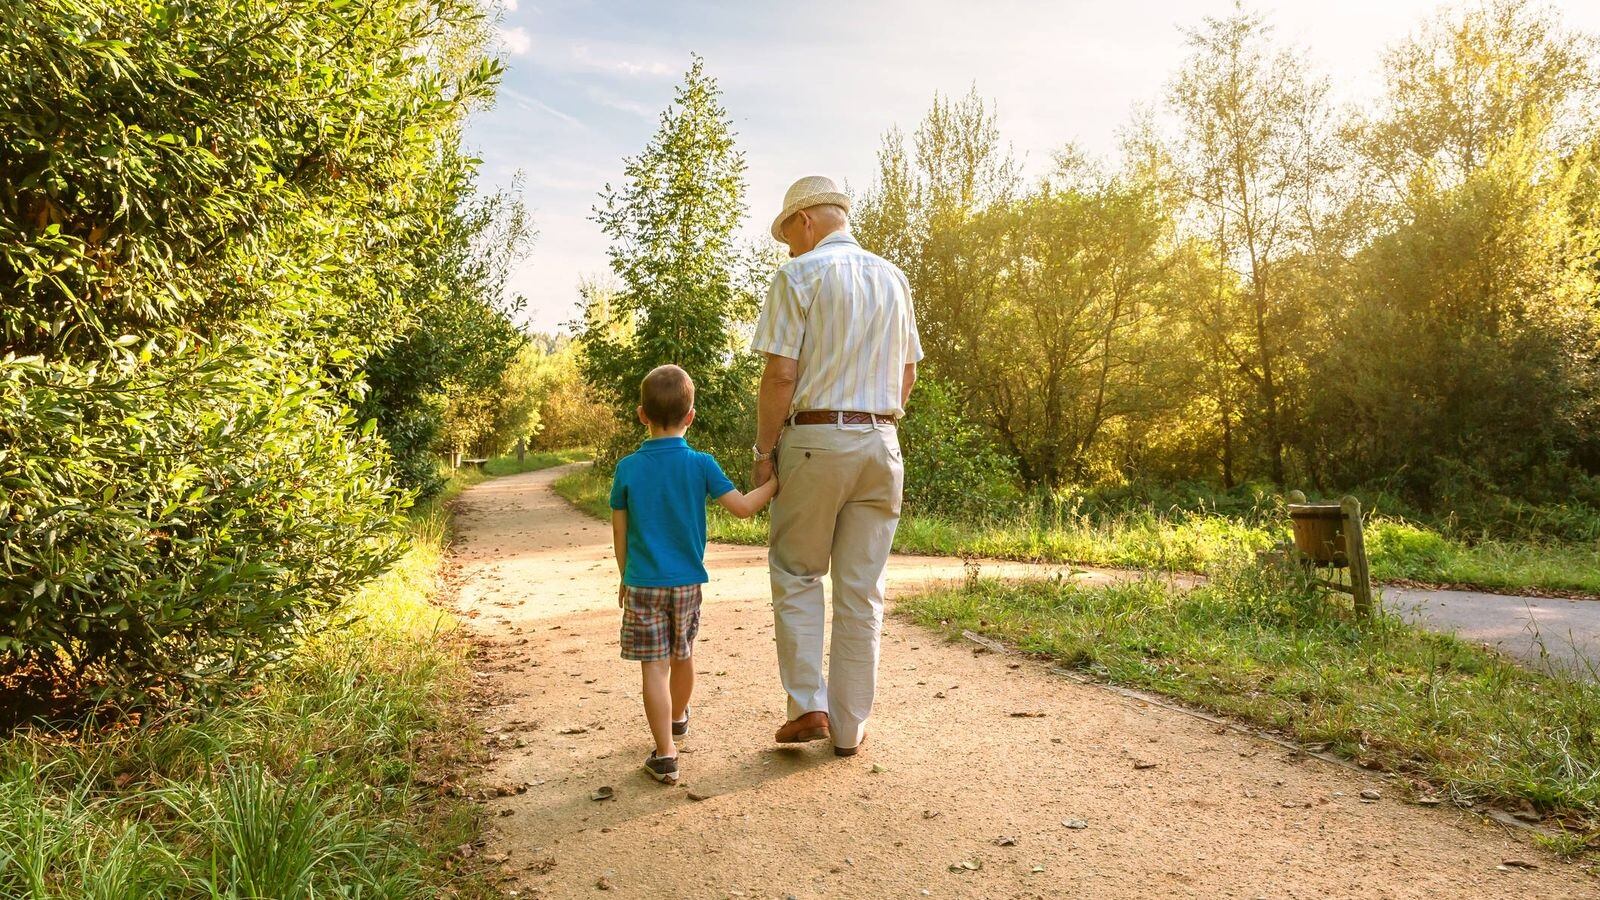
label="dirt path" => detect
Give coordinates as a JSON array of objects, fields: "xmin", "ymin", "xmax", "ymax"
[{"xmin": 449, "ymin": 465, "xmax": 1593, "ymax": 898}]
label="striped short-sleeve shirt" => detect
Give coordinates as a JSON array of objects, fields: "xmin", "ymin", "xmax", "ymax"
[{"xmin": 750, "ymin": 230, "xmax": 924, "ymax": 418}]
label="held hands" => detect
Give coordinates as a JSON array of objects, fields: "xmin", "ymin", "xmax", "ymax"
[{"xmin": 752, "ymin": 457, "xmax": 776, "ymax": 495}]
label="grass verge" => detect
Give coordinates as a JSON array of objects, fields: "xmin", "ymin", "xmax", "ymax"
[
  {"xmin": 552, "ymin": 467, "xmax": 1600, "ymax": 597},
  {"xmin": 0, "ymin": 473, "xmax": 495, "ymax": 898},
  {"xmin": 899, "ymin": 566, "xmax": 1600, "ymax": 858},
  {"xmin": 483, "ymin": 447, "xmax": 589, "ymax": 477}
]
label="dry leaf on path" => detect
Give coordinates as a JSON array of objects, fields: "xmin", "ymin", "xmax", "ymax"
[{"xmin": 948, "ymin": 859, "xmax": 983, "ymax": 873}]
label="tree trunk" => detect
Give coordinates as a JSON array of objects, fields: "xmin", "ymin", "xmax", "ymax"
[
  {"xmin": 1220, "ymin": 399, "xmax": 1236, "ymax": 489},
  {"xmin": 1248, "ymin": 263, "xmax": 1285, "ymax": 486}
]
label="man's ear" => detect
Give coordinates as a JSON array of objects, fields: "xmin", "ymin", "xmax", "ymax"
[
  {"xmin": 682, "ymin": 408, "xmax": 696, "ymax": 428},
  {"xmin": 637, "ymin": 405, "xmax": 650, "ymax": 427}
]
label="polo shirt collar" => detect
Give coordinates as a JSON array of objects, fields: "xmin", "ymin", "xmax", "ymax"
[{"xmin": 639, "ymin": 435, "xmax": 687, "ymax": 452}]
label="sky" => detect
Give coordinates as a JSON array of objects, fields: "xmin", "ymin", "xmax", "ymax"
[{"xmin": 465, "ymin": 0, "xmax": 1600, "ymax": 335}]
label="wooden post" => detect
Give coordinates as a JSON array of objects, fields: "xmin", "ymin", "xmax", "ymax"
[
  {"xmin": 1283, "ymin": 490, "xmax": 1312, "ymax": 578},
  {"xmin": 516, "ymin": 439, "xmax": 526, "ymax": 465},
  {"xmin": 1340, "ymin": 496, "xmax": 1373, "ymax": 619}
]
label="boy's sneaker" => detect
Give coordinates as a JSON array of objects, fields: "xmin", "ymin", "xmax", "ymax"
[
  {"xmin": 672, "ymin": 706, "xmax": 690, "ymax": 738},
  {"xmin": 644, "ymin": 752, "xmax": 679, "ymax": 784}
]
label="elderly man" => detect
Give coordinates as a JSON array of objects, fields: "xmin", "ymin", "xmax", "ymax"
[{"xmin": 750, "ymin": 175, "xmax": 922, "ymax": 757}]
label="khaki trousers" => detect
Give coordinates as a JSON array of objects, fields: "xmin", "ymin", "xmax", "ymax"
[{"xmin": 769, "ymin": 423, "xmax": 903, "ymax": 749}]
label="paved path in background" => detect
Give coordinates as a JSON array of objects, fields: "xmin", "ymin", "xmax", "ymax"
[
  {"xmin": 498, "ymin": 463, "xmax": 1600, "ymax": 678},
  {"xmin": 1384, "ymin": 586, "xmax": 1600, "ymax": 678},
  {"xmin": 445, "ymin": 465, "xmax": 1595, "ymax": 898}
]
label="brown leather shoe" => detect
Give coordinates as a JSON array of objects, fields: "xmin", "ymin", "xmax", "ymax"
[{"xmin": 775, "ymin": 711, "xmax": 831, "ymax": 744}]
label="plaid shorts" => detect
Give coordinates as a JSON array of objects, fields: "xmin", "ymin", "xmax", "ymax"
[{"xmin": 620, "ymin": 584, "xmax": 703, "ymax": 662}]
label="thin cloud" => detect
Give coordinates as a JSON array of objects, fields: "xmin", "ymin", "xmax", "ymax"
[
  {"xmin": 586, "ymin": 86, "xmax": 657, "ymax": 119},
  {"xmin": 496, "ymin": 25, "xmax": 532, "ymax": 55},
  {"xmin": 567, "ymin": 42, "xmax": 676, "ymax": 79},
  {"xmin": 499, "ymin": 86, "xmax": 585, "ymax": 130}
]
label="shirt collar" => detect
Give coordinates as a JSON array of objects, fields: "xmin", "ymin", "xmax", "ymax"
[
  {"xmin": 639, "ymin": 435, "xmax": 688, "ymax": 452},
  {"xmin": 815, "ymin": 229, "xmax": 858, "ymax": 250}
]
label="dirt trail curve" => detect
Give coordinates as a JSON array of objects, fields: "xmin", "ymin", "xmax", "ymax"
[{"xmin": 447, "ymin": 465, "xmax": 1593, "ymax": 899}]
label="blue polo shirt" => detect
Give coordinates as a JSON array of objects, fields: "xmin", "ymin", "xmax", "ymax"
[{"xmin": 608, "ymin": 436, "xmax": 737, "ymax": 587}]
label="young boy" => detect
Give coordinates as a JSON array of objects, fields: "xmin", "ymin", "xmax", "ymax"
[{"xmin": 609, "ymin": 364, "xmax": 777, "ymax": 784}]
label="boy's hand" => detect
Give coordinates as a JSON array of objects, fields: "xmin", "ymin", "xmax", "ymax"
[{"xmin": 618, "ymin": 582, "xmax": 627, "ymax": 609}]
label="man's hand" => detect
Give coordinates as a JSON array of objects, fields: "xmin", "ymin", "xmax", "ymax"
[
  {"xmin": 752, "ymin": 457, "xmax": 775, "ymax": 493},
  {"xmin": 618, "ymin": 582, "xmax": 627, "ymax": 609}
]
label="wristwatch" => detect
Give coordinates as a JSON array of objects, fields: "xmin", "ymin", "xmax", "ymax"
[{"xmin": 752, "ymin": 444, "xmax": 774, "ymax": 462}]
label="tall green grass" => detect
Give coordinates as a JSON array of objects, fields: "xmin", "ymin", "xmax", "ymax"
[
  {"xmin": 900, "ymin": 567, "xmax": 1600, "ymax": 846},
  {"xmin": 0, "ymin": 472, "xmax": 494, "ymax": 898},
  {"xmin": 553, "ymin": 467, "xmax": 1600, "ymax": 597}
]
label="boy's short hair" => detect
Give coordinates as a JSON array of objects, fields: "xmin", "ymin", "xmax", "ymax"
[{"xmin": 640, "ymin": 365, "xmax": 694, "ymax": 427}]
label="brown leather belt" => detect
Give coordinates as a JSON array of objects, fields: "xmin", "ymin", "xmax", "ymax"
[{"xmin": 786, "ymin": 410, "xmax": 897, "ymax": 426}]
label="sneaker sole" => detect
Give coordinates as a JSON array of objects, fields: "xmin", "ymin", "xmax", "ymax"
[
  {"xmin": 645, "ymin": 766, "xmax": 679, "ymax": 784},
  {"xmin": 776, "ymin": 727, "xmax": 830, "ymax": 744}
]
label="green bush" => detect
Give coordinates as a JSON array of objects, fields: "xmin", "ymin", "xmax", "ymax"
[
  {"xmin": 0, "ymin": 0, "xmax": 508, "ymax": 719},
  {"xmin": 899, "ymin": 378, "xmax": 1020, "ymax": 519},
  {"xmin": 0, "ymin": 343, "xmax": 404, "ymax": 718},
  {"xmin": 0, "ymin": 480, "xmax": 490, "ymax": 896},
  {"xmin": 1054, "ymin": 479, "xmax": 1284, "ymax": 525},
  {"xmin": 1365, "ymin": 521, "xmax": 1452, "ymax": 576}
]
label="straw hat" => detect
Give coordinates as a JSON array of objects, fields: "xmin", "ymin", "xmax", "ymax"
[{"xmin": 770, "ymin": 175, "xmax": 851, "ymax": 242}]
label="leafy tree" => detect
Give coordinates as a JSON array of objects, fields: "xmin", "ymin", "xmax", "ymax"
[
  {"xmin": 578, "ymin": 56, "xmax": 762, "ymax": 470},
  {"xmin": 860, "ymin": 98, "xmax": 1184, "ymax": 490},
  {"xmin": 519, "ymin": 335, "xmax": 619, "ymax": 451},
  {"xmin": 359, "ymin": 181, "xmax": 531, "ymax": 489},
  {"xmin": 1358, "ymin": 0, "xmax": 1599, "ymax": 192},
  {"xmin": 980, "ymin": 163, "xmax": 1182, "ymax": 487},
  {"xmin": 1165, "ymin": 4, "xmax": 1339, "ymax": 485},
  {"xmin": 848, "ymin": 3, "xmax": 1600, "ymax": 528},
  {"xmin": 0, "ymin": 343, "xmax": 404, "ymax": 716},
  {"xmin": 857, "ymin": 89, "xmax": 1019, "ymax": 399},
  {"xmin": 1315, "ymin": 0, "xmax": 1600, "ymax": 502}
]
